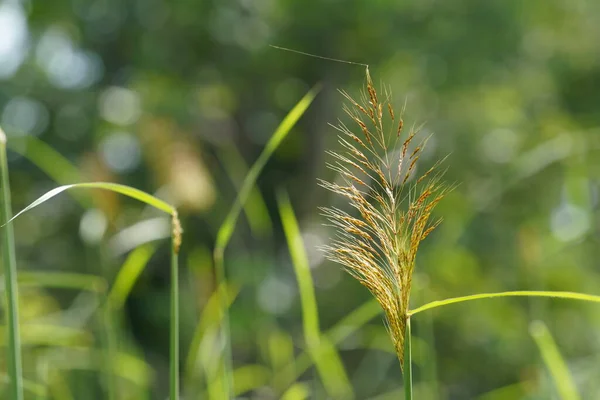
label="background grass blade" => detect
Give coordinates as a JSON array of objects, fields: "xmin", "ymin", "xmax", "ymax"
[
  {"xmin": 409, "ymin": 291, "xmax": 600, "ymax": 316},
  {"xmin": 103, "ymin": 244, "xmax": 155, "ymax": 400},
  {"xmin": 0, "ymin": 128, "xmax": 24, "ymax": 400},
  {"xmin": 16, "ymin": 272, "xmax": 106, "ymax": 293},
  {"xmin": 403, "ymin": 318, "xmax": 412, "ymax": 400},
  {"xmin": 217, "ymin": 146, "xmax": 273, "ymax": 238},
  {"xmin": 281, "ymin": 383, "xmax": 311, "ymax": 400},
  {"xmin": 212, "ymin": 85, "xmax": 320, "ymax": 396},
  {"xmin": 277, "ymin": 189, "xmax": 353, "ymax": 399},
  {"xmin": 530, "ymin": 320, "xmax": 581, "ymax": 400},
  {"xmin": 184, "ymin": 284, "xmax": 239, "ymax": 396},
  {"xmin": 106, "ymin": 244, "xmax": 156, "ymax": 310},
  {"xmin": 274, "ymin": 299, "xmax": 381, "ymax": 390},
  {"xmin": 213, "ymin": 85, "xmax": 320, "ymax": 254}
]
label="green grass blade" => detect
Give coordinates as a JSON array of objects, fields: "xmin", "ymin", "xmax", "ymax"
[
  {"xmin": 217, "ymin": 146, "xmax": 273, "ymax": 238},
  {"xmin": 41, "ymin": 347, "xmax": 153, "ymax": 387},
  {"xmin": 214, "ymin": 85, "xmax": 320, "ymax": 254},
  {"xmin": 104, "ymin": 244, "xmax": 156, "ymax": 400},
  {"xmin": 5, "ymin": 324, "xmax": 90, "ymax": 346},
  {"xmin": 327, "ymin": 299, "xmax": 381, "ymax": 343},
  {"xmin": 231, "ymin": 365, "xmax": 270, "ymax": 396},
  {"xmin": 6, "ymin": 182, "xmax": 175, "ymax": 226},
  {"xmin": 403, "ymin": 318, "xmax": 412, "ymax": 400},
  {"xmin": 409, "ymin": 291, "xmax": 600, "ymax": 316},
  {"xmin": 530, "ymin": 320, "xmax": 581, "ymax": 400},
  {"xmin": 16, "ymin": 272, "xmax": 106, "ymax": 293},
  {"xmin": 0, "ymin": 128, "xmax": 24, "ymax": 400},
  {"xmin": 0, "ymin": 374, "xmax": 45, "ymax": 397},
  {"xmin": 277, "ymin": 190, "xmax": 320, "ymax": 342},
  {"xmin": 106, "ymin": 244, "xmax": 156, "ymax": 310},
  {"xmin": 476, "ymin": 382, "xmax": 528, "ymax": 400},
  {"xmin": 184, "ymin": 284, "xmax": 239, "ymax": 391},
  {"xmin": 281, "ymin": 383, "xmax": 311, "ymax": 400},
  {"xmin": 277, "ymin": 190, "xmax": 353, "ymax": 399},
  {"xmin": 212, "ymin": 85, "xmax": 320, "ymax": 397}
]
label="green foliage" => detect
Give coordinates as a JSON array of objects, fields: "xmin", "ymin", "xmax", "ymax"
[{"xmin": 3, "ymin": 0, "xmax": 600, "ymax": 398}]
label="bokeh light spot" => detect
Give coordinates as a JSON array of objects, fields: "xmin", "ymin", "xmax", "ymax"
[{"xmin": 100, "ymin": 132, "xmax": 142, "ymax": 173}]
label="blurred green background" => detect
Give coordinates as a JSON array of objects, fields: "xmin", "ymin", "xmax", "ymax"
[{"xmin": 1, "ymin": 0, "xmax": 600, "ymax": 398}]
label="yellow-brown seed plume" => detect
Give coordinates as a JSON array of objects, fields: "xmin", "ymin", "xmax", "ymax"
[{"xmin": 320, "ymin": 67, "xmax": 449, "ymax": 368}]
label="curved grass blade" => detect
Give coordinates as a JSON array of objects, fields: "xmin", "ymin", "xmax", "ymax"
[
  {"xmin": 530, "ymin": 320, "xmax": 581, "ymax": 400},
  {"xmin": 106, "ymin": 244, "xmax": 156, "ymax": 310},
  {"xmin": 6, "ymin": 182, "xmax": 175, "ymax": 226},
  {"xmin": 409, "ymin": 291, "xmax": 600, "ymax": 316},
  {"xmin": 0, "ymin": 128, "xmax": 23, "ymax": 400},
  {"xmin": 212, "ymin": 85, "xmax": 320, "ymax": 396},
  {"xmin": 277, "ymin": 190, "xmax": 353, "ymax": 399}
]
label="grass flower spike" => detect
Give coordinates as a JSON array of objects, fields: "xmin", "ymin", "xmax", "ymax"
[{"xmin": 320, "ymin": 68, "xmax": 449, "ymax": 368}]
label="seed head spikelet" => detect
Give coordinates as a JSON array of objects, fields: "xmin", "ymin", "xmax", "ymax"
[{"xmin": 320, "ymin": 68, "xmax": 449, "ymax": 368}]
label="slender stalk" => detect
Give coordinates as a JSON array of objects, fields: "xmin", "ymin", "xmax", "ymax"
[
  {"xmin": 170, "ymin": 249, "xmax": 179, "ymax": 399},
  {"xmin": 409, "ymin": 290, "xmax": 600, "ymax": 316},
  {"xmin": 0, "ymin": 128, "xmax": 24, "ymax": 400},
  {"xmin": 170, "ymin": 213, "xmax": 182, "ymax": 400},
  {"xmin": 403, "ymin": 318, "xmax": 412, "ymax": 400}
]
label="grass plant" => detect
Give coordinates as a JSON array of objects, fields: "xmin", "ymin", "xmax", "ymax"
[
  {"xmin": 4, "ymin": 180, "xmax": 181, "ymax": 399},
  {"xmin": 320, "ymin": 68, "xmax": 600, "ymax": 398}
]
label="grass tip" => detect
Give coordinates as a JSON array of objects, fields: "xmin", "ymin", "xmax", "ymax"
[{"xmin": 172, "ymin": 210, "xmax": 182, "ymax": 254}]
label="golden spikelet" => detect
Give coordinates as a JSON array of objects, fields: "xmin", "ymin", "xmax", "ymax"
[{"xmin": 320, "ymin": 68, "xmax": 449, "ymax": 368}]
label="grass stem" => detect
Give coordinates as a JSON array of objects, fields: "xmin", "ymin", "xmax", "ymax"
[
  {"xmin": 0, "ymin": 128, "xmax": 24, "ymax": 400},
  {"xmin": 170, "ymin": 230, "xmax": 180, "ymax": 399},
  {"xmin": 403, "ymin": 318, "xmax": 412, "ymax": 400}
]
